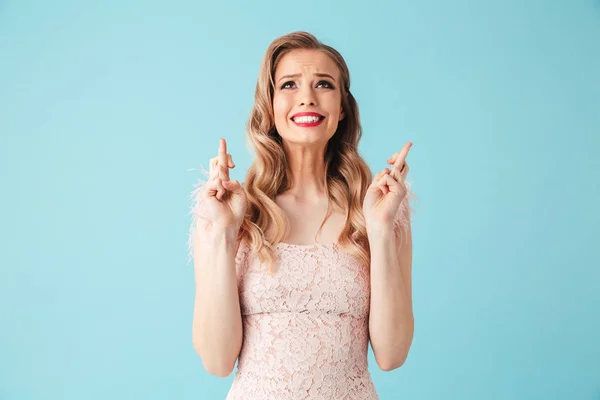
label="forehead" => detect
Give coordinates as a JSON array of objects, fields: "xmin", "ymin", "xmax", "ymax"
[{"xmin": 274, "ymin": 49, "xmax": 340, "ymax": 80}]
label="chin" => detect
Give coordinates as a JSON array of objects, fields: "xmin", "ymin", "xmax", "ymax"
[{"xmin": 284, "ymin": 129, "xmax": 333, "ymax": 144}]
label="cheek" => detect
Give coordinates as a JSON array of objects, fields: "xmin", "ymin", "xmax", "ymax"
[
  {"xmin": 273, "ymin": 95, "xmax": 291, "ymax": 122},
  {"xmin": 272, "ymin": 100, "xmax": 284, "ymax": 117},
  {"xmin": 323, "ymin": 94, "xmax": 342, "ymax": 114}
]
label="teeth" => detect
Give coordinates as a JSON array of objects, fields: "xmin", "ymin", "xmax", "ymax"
[{"xmin": 293, "ymin": 116, "xmax": 321, "ymax": 123}]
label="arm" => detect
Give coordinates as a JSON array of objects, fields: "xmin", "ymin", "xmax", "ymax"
[
  {"xmin": 192, "ymin": 226, "xmax": 243, "ymax": 377},
  {"xmin": 368, "ymin": 204, "xmax": 414, "ymax": 372}
]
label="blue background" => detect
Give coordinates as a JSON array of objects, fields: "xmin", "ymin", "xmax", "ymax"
[{"xmin": 1, "ymin": 1, "xmax": 599, "ymax": 399}]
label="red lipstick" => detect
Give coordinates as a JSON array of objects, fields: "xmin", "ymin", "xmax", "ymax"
[{"xmin": 291, "ymin": 112, "xmax": 325, "ymax": 127}]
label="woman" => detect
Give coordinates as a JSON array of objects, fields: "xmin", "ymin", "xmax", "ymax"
[{"xmin": 189, "ymin": 31, "xmax": 416, "ymax": 399}]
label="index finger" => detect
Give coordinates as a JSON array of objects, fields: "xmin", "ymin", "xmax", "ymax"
[
  {"xmin": 391, "ymin": 142, "xmax": 412, "ymax": 172},
  {"xmin": 218, "ymin": 138, "xmax": 228, "ymax": 167}
]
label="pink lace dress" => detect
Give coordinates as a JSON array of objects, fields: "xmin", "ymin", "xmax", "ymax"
[
  {"xmin": 225, "ymin": 240, "xmax": 378, "ymax": 400},
  {"xmin": 187, "ymin": 172, "xmax": 417, "ymax": 400}
]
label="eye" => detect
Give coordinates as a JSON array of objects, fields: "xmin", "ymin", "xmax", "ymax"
[
  {"xmin": 317, "ymin": 80, "xmax": 334, "ymax": 89},
  {"xmin": 280, "ymin": 80, "xmax": 335, "ymax": 90}
]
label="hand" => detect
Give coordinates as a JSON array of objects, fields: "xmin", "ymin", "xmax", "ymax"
[
  {"xmin": 363, "ymin": 142, "xmax": 412, "ymax": 227},
  {"xmin": 198, "ymin": 138, "xmax": 247, "ymax": 231}
]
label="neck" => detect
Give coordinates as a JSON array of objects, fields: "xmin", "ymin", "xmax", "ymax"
[{"xmin": 282, "ymin": 141, "xmax": 328, "ymax": 202}]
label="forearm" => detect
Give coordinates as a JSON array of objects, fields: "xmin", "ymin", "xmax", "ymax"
[
  {"xmin": 367, "ymin": 224, "xmax": 414, "ymax": 370},
  {"xmin": 192, "ymin": 227, "xmax": 243, "ymax": 377}
]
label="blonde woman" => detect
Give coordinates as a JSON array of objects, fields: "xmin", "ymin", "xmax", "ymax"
[{"xmin": 189, "ymin": 31, "xmax": 416, "ymax": 399}]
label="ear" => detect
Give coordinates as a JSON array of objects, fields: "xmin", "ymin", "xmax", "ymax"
[{"xmin": 339, "ymin": 106, "xmax": 345, "ymax": 121}]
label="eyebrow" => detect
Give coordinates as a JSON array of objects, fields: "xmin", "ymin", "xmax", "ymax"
[{"xmin": 277, "ymin": 73, "xmax": 337, "ymax": 83}]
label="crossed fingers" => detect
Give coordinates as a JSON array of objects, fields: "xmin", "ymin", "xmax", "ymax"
[
  {"xmin": 207, "ymin": 138, "xmax": 236, "ymax": 200},
  {"xmin": 387, "ymin": 142, "xmax": 412, "ymax": 181}
]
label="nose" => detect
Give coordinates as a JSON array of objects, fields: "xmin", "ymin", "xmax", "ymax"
[{"xmin": 298, "ymin": 85, "xmax": 317, "ymax": 106}]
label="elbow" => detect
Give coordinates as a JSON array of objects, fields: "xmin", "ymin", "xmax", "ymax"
[
  {"xmin": 379, "ymin": 323, "xmax": 414, "ymax": 372},
  {"xmin": 197, "ymin": 351, "xmax": 235, "ymax": 377},
  {"xmin": 376, "ymin": 341, "xmax": 413, "ymax": 372},
  {"xmin": 193, "ymin": 340, "xmax": 236, "ymax": 378},
  {"xmin": 378, "ymin": 353, "xmax": 408, "ymax": 372},
  {"xmin": 205, "ymin": 363, "xmax": 234, "ymax": 377}
]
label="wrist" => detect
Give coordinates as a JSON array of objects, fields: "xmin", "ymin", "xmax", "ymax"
[
  {"xmin": 204, "ymin": 224, "xmax": 240, "ymax": 246},
  {"xmin": 366, "ymin": 222, "xmax": 395, "ymax": 238}
]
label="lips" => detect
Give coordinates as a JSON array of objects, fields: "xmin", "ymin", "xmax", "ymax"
[
  {"xmin": 291, "ymin": 112, "xmax": 325, "ymax": 119},
  {"xmin": 290, "ymin": 112, "xmax": 326, "ymax": 127},
  {"xmin": 292, "ymin": 119, "xmax": 324, "ymax": 127}
]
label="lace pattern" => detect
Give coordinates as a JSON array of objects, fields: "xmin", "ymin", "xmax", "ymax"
[
  {"xmin": 187, "ymin": 170, "xmax": 418, "ymax": 399},
  {"xmin": 226, "ymin": 241, "xmax": 379, "ymax": 400}
]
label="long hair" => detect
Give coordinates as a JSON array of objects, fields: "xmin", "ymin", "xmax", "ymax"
[{"xmin": 240, "ymin": 31, "xmax": 373, "ymax": 274}]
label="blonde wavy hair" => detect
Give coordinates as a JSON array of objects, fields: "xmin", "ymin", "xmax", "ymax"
[{"xmin": 239, "ymin": 31, "xmax": 374, "ymax": 274}]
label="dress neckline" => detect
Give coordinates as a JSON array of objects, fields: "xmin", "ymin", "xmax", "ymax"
[{"xmin": 276, "ymin": 240, "xmax": 339, "ymax": 249}]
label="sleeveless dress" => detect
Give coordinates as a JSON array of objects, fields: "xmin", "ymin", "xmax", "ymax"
[
  {"xmin": 225, "ymin": 240, "xmax": 379, "ymax": 399},
  {"xmin": 187, "ymin": 171, "xmax": 417, "ymax": 400}
]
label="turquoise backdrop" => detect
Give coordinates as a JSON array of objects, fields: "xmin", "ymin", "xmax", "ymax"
[{"xmin": 1, "ymin": 1, "xmax": 599, "ymax": 399}]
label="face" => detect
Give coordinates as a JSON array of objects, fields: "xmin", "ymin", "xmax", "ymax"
[{"xmin": 272, "ymin": 49, "xmax": 345, "ymax": 146}]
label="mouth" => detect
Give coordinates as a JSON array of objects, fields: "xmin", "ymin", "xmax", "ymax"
[{"xmin": 290, "ymin": 113, "xmax": 326, "ymax": 127}]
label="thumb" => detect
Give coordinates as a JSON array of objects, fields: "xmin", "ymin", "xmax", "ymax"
[{"xmin": 223, "ymin": 179, "xmax": 243, "ymax": 193}]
